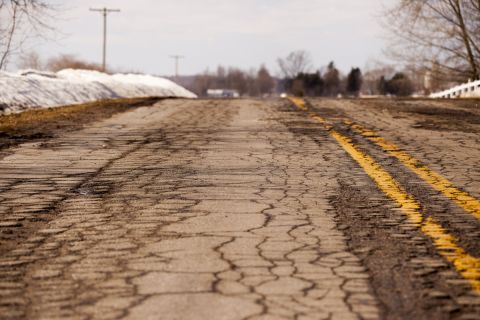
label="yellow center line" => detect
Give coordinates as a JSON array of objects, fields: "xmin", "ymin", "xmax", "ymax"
[
  {"xmin": 345, "ymin": 120, "xmax": 480, "ymax": 221},
  {"xmin": 288, "ymin": 97, "xmax": 308, "ymax": 111},
  {"xmin": 288, "ymin": 97, "xmax": 480, "ymax": 294}
]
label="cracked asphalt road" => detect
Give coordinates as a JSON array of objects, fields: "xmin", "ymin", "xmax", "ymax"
[{"xmin": 0, "ymin": 98, "xmax": 479, "ymax": 319}]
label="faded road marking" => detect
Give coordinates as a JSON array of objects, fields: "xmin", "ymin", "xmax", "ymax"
[{"xmin": 288, "ymin": 97, "xmax": 480, "ymax": 294}]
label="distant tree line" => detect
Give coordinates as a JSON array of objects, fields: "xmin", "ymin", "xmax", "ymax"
[
  {"xmin": 190, "ymin": 50, "xmax": 417, "ymax": 98},
  {"xmin": 279, "ymin": 51, "xmax": 418, "ymax": 97},
  {"xmin": 377, "ymin": 73, "xmax": 414, "ymax": 97},
  {"xmin": 281, "ymin": 64, "xmax": 363, "ymax": 97},
  {"xmin": 192, "ymin": 65, "xmax": 275, "ymax": 97},
  {"xmin": 277, "ymin": 51, "xmax": 364, "ymax": 97}
]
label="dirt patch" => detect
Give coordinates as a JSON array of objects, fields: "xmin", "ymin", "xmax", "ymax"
[
  {"xmin": 397, "ymin": 103, "xmax": 480, "ymax": 132},
  {"xmin": 318, "ymin": 98, "xmax": 480, "ymax": 133},
  {"xmin": 0, "ymin": 97, "xmax": 163, "ymax": 153},
  {"xmin": 331, "ymin": 180, "xmax": 470, "ymax": 320}
]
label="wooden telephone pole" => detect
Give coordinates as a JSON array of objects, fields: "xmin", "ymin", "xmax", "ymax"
[
  {"xmin": 90, "ymin": 7, "xmax": 120, "ymax": 72},
  {"xmin": 170, "ymin": 55, "xmax": 185, "ymax": 80}
]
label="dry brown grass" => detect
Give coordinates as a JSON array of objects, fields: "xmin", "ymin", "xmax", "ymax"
[
  {"xmin": 0, "ymin": 97, "xmax": 163, "ymax": 152},
  {"xmin": 0, "ymin": 97, "xmax": 160, "ymax": 132}
]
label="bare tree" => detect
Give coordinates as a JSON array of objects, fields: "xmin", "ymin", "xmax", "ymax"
[
  {"xmin": 46, "ymin": 54, "xmax": 103, "ymax": 72},
  {"xmin": 191, "ymin": 65, "xmax": 275, "ymax": 97},
  {"xmin": 383, "ymin": 0, "xmax": 480, "ymax": 83},
  {"xmin": 277, "ymin": 50, "xmax": 313, "ymax": 79},
  {"xmin": 226, "ymin": 67, "xmax": 248, "ymax": 95},
  {"xmin": 256, "ymin": 65, "xmax": 275, "ymax": 95},
  {"xmin": 17, "ymin": 50, "xmax": 42, "ymax": 69},
  {"xmin": 346, "ymin": 67, "xmax": 363, "ymax": 96},
  {"xmin": 362, "ymin": 61, "xmax": 396, "ymax": 95},
  {"xmin": 0, "ymin": 0, "xmax": 52, "ymax": 69}
]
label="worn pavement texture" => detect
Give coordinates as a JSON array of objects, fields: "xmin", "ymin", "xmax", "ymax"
[{"xmin": 0, "ymin": 98, "xmax": 479, "ymax": 320}]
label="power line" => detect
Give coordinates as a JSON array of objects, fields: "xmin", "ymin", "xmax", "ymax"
[
  {"xmin": 170, "ymin": 55, "xmax": 185, "ymax": 80},
  {"xmin": 90, "ymin": 7, "xmax": 120, "ymax": 72}
]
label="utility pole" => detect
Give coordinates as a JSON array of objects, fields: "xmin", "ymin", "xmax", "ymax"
[
  {"xmin": 170, "ymin": 55, "xmax": 185, "ymax": 80},
  {"xmin": 90, "ymin": 7, "xmax": 120, "ymax": 72}
]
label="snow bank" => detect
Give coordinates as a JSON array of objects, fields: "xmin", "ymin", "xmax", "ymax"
[{"xmin": 0, "ymin": 69, "xmax": 196, "ymax": 115}]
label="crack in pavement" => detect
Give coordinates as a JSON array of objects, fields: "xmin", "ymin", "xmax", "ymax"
[{"xmin": 0, "ymin": 99, "xmax": 379, "ymax": 320}]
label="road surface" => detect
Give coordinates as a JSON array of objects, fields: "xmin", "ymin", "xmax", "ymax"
[{"xmin": 0, "ymin": 98, "xmax": 479, "ymax": 319}]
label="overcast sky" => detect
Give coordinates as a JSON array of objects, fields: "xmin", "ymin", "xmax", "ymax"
[{"xmin": 31, "ymin": 0, "xmax": 395, "ymax": 76}]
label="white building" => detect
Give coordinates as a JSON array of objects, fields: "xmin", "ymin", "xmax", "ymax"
[{"xmin": 207, "ymin": 89, "xmax": 240, "ymax": 98}]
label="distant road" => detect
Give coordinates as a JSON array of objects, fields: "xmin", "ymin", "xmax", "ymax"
[{"xmin": 0, "ymin": 98, "xmax": 479, "ymax": 319}]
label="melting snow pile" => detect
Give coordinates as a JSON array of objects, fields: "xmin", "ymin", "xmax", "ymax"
[{"xmin": 0, "ymin": 69, "xmax": 196, "ymax": 114}]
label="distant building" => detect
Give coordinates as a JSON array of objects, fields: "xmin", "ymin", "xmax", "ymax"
[{"xmin": 207, "ymin": 89, "xmax": 240, "ymax": 98}]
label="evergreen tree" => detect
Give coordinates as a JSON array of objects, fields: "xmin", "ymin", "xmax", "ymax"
[
  {"xmin": 377, "ymin": 73, "xmax": 414, "ymax": 96},
  {"xmin": 386, "ymin": 73, "xmax": 414, "ymax": 96},
  {"xmin": 284, "ymin": 72, "xmax": 324, "ymax": 97},
  {"xmin": 346, "ymin": 68, "xmax": 363, "ymax": 96},
  {"xmin": 297, "ymin": 72, "xmax": 324, "ymax": 96},
  {"xmin": 324, "ymin": 61, "xmax": 340, "ymax": 96}
]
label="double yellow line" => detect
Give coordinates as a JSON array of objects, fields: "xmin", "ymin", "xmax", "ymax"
[
  {"xmin": 346, "ymin": 120, "xmax": 480, "ymax": 220},
  {"xmin": 289, "ymin": 98, "xmax": 480, "ymax": 293}
]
